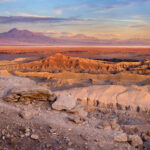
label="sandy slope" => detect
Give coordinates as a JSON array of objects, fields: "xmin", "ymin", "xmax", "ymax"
[
  {"xmin": 0, "ymin": 98, "xmax": 141, "ymax": 150},
  {"xmin": 0, "ymin": 46, "xmax": 150, "ymax": 60},
  {"xmin": 13, "ymin": 71, "xmax": 150, "ymax": 86},
  {"xmin": 0, "ymin": 57, "xmax": 28, "ymax": 66}
]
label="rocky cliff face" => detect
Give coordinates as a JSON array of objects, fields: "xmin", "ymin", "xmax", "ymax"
[
  {"xmin": 54, "ymin": 84, "xmax": 150, "ymax": 112},
  {"xmin": 0, "ymin": 53, "xmax": 150, "ymax": 74}
]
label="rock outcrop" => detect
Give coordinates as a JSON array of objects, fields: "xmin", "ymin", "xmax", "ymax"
[
  {"xmin": 0, "ymin": 76, "xmax": 53, "ymax": 102},
  {"xmin": 1, "ymin": 76, "xmax": 150, "ymax": 112},
  {"xmin": 1, "ymin": 53, "xmax": 149, "ymax": 74},
  {"xmin": 4, "ymin": 87, "xmax": 52, "ymax": 102},
  {"xmin": 0, "ymin": 76, "xmax": 36, "ymax": 99}
]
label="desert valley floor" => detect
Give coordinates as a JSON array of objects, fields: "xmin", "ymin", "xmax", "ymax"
[{"xmin": 0, "ymin": 46, "xmax": 150, "ymax": 150}]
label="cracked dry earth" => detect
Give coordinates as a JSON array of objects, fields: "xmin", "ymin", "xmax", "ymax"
[{"xmin": 0, "ymin": 98, "xmax": 150, "ymax": 150}]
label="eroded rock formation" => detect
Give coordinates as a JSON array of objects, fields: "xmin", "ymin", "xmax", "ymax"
[{"xmin": 1, "ymin": 53, "xmax": 149, "ymax": 74}]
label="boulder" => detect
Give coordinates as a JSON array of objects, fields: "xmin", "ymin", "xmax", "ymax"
[
  {"xmin": 67, "ymin": 104, "xmax": 88, "ymax": 117},
  {"xmin": 20, "ymin": 110, "xmax": 35, "ymax": 120},
  {"xmin": 110, "ymin": 118, "xmax": 121, "ymax": 131},
  {"xmin": 68, "ymin": 115, "xmax": 86, "ymax": 124},
  {"xmin": 52, "ymin": 94, "xmax": 76, "ymax": 111},
  {"xmin": 4, "ymin": 87, "xmax": 52, "ymax": 102},
  {"xmin": 114, "ymin": 133, "xmax": 128, "ymax": 142},
  {"xmin": 97, "ymin": 118, "xmax": 121, "ymax": 131},
  {"xmin": 128, "ymin": 135, "xmax": 143, "ymax": 147},
  {"xmin": 31, "ymin": 134, "xmax": 39, "ymax": 140},
  {"xmin": 99, "ymin": 121, "xmax": 112, "ymax": 130}
]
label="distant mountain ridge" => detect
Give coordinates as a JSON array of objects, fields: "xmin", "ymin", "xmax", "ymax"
[
  {"xmin": 0, "ymin": 28, "xmax": 57, "ymax": 45},
  {"xmin": 5, "ymin": 28, "xmax": 42, "ymax": 38},
  {"xmin": 0, "ymin": 28, "xmax": 150, "ymax": 46},
  {"xmin": 0, "ymin": 28, "xmax": 102, "ymax": 46}
]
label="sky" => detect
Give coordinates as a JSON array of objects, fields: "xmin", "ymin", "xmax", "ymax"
[{"xmin": 0, "ymin": 0, "xmax": 150, "ymax": 42}]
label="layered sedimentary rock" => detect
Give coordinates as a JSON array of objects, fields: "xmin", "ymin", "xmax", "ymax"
[
  {"xmin": 0, "ymin": 76, "xmax": 36, "ymax": 99},
  {"xmin": 4, "ymin": 87, "xmax": 52, "ymax": 102},
  {"xmin": 0, "ymin": 76, "xmax": 52, "ymax": 102}
]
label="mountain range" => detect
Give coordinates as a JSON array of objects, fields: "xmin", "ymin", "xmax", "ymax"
[
  {"xmin": 0, "ymin": 28, "xmax": 150, "ymax": 46},
  {"xmin": 0, "ymin": 28, "xmax": 105, "ymax": 46}
]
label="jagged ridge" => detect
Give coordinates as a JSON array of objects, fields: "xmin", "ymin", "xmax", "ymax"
[{"xmin": 0, "ymin": 53, "xmax": 150, "ymax": 74}]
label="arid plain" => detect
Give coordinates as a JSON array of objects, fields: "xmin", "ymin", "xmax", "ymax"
[
  {"xmin": 1, "ymin": 46, "xmax": 150, "ymax": 60},
  {"xmin": 0, "ymin": 46, "xmax": 150, "ymax": 150}
]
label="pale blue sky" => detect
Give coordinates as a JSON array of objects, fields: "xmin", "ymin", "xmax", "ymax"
[{"xmin": 0, "ymin": 0, "xmax": 150, "ymax": 40}]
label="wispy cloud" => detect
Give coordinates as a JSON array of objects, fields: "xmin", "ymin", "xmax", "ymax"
[
  {"xmin": 0, "ymin": 16, "xmax": 79, "ymax": 24},
  {"xmin": 54, "ymin": 4, "xmax": 91, "ymax": 13},
  {"xmin": 96, "ymin": 0, "xmax": 150, "ymax": 13},
  {"xmin": 97, "ymin": 33, "xmax": 121, "ymax": 38},
  {"xmin": 111, "ymin": 18, "xmax": 145, "ymax": 23},
  {"xmin": 128, "ymin": 24, "xmax": 147, "ymax": 28},
  {"xmin": 19, "ymin": 13, "xmax": 51, "ymax": 18},
  {"xmin": 96, "ymin": 3, "xmax": 133, "ymax": 13}
]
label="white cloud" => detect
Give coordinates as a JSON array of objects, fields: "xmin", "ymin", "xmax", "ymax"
[
  {"xmin": 19, "ymin": 13, "xmax": 50, "ymax": 18},
  {"xmin": 53, "ymin": 9, "xmax": 63, "ymax": 15},
  {"xmin": 111, "ymin": 19, "xmax": 145, "ymax": 23}
]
